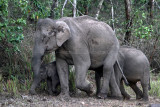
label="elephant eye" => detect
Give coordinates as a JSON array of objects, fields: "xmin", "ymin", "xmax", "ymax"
[{"xmin": 49, "ymin": 31, "xmax": 54, "ymax": 36}]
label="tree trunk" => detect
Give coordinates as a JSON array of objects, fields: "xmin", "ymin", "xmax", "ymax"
[
  {"xmin": 73, "ymin": 0, "xmax": 77, "ymax": 17},
  {"xmin": 83, "ymin": 2, "xmax": 88, "ymax": 15},
  {"xmin": 95, "ymin": 0, "xmax": 104, "ymax": 19},
  {"xmin": 149, "ymin": 0, "xmax": 154, "ymax": 21},
  {"xmin": 49, "ymin": 0, "xmax": 57, "ymax": 18},
  {"xmin": 124, "ymin": 0, "xmax": 132, "ymax": 45}
]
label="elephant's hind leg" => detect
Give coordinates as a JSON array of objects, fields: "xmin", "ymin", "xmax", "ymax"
[
  {"xmin": 119, "ymin": 80, "xmax": 131, "ymax": 100},
  {"xmin": 109, "ymin": 71, "xmax": 123, "ymax": 100},
  {"xmin": 141, "ymin": 75, "xmax": 149, "ymax": 101},
  {"xmin": 129, "ymin": 82, "xmax": 143, "ymax": 100},
  {"xmin": 98, "ymin": 49, "xmax": 122, "ymax": 99},
  {"xmin": 141, "ymin": 83, "xmax": 149, "ymax": 101}
]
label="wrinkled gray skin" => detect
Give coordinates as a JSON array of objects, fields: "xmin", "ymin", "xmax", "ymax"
[
  {"xmin": 39, "ymin": 61, "xmax": 60, "ymax": 95},
  {"xmin": 30, "ymin": 15, "xmax": 122, "ymax": 100},
  {"xmin": 95, "ymin": 46, "xmax": 150, "ymax": 101}
]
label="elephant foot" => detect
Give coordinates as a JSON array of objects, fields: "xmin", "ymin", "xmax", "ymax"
[
  {"xmin": 142, "ymin": 96, "xmax": 149, "ymax": 101},
  {"xmin": 123, "ymin": 95, "xmax": 131, "ymax": 100},
  {"xmin": 57, "ymin": 93, "xmax": 71, "ymax": 101},
  {"xmin": 48, "ymin": 90, "xmax": 53, "ymax": 95},
  {"xmin": 97, "ymin": 92, "xmax": 107, "ymax": 99},
  {"xmin": 53, "ymin": 91, "xmax": 60, "ymax": 96},
  {"xmin": 96, "ymin": 92, "xmax": 99, "ymax": 97},
  {"xmin": 86, "ymin": 84, "xmax": 94, "ymax": 96},
  {"xmin": 123, "ymin": 94, "xmax": 131, "ymax": 100},
  {"xmin": 108, "ymin": 95, "xmax": 123, "ymax": 100},
  {"xmin": 136, "ymin": 94, "xmax": 143, "ymax": 100},
  {"xmin": 86, "ymin": 91, "xmax": 94, "ymax": 96},
  {"xmin": 29, "ymin": 89, "xmax": 37, "ymax": 95}
]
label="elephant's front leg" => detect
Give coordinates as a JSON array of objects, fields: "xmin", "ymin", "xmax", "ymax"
[
  {"xmin": 56, "ymin": 57, "xmax": 69, "ymax": 100},
  {"xmin": 47, "ymin": 79, "xmax": 53, "ymax": 95},
  {"xmin": 72, "ymin": 53, "xmax": 93, "ymax": 95}
]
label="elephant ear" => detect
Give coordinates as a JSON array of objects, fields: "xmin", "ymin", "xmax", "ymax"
[{"xmin": 55, "ymin": 21, "xmax": 71, "ymax": 47}]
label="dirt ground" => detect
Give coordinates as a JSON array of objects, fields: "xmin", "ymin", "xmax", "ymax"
[
  {"xmin": 0, "ymin": 73, "xmax": 160, "ymax": 107},
  {"xmin": 0, "ymin": 92, "xmax": 160, "ymax": 107}
]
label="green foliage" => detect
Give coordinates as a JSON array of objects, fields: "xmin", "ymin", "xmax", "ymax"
[
  {"xmin": 43, "ymin": 53, "xmax": 55, "ymax": 64},
  {"xmin": 5, "ymin": 77, "xmax": 19, "ymax": 96},
  {"xmin": 77, "ymin": 0, "xmax": 92, "ymax": 15},
  {"xmin": 29, "ymin": 0, "xmax": 52, "ymax": 20},
  {"xmin": 39, "ymin": 81, "xmax": 47, "ymax": 92},
  {"xmin": 132, "ymin": 10, "xmax": 153, "ymax": 39},
  {"xmin": 69, "ymin": 70, "xmax": 76, "ymax": 93},
  {"xmin": 0, "ymin": 0, "xmax": 53, "ymax": 53},
  {"xmin": 0, "ymin": 0, "xmax": 25, "ymax": 52}
]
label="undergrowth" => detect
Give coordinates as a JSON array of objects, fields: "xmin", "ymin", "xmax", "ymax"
[{"xmin": 149, "ymin": 74, "xmax": 160, "ymax": 98}]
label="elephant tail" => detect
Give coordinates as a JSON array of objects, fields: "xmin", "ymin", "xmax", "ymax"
[
  {"xmin": 115, "ymin": 60, "xmax": 129, "ymax": 86},
  {"xmin": 148, "ymin": 77, "xmax": 151, "ymax": 90}
]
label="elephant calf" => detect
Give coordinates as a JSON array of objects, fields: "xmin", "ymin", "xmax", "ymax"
[
  {"xmin": 95, "ymin": 46, "xmax": 151, "ymax": 101},
  {"xmin": 39, "ymin": 61, "xmax": 60, "ymax": 95}
]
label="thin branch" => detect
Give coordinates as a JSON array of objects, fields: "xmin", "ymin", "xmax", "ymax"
[
  {"xmin": 49, "ymin": 0, "xmax": 57, "ymax": 18},
  {"xmin": 155, "ymin": 0, "xmax": 160, "ymax": 9},
  {"xmin": 62, "ymin": 0, "xmax": 68, "ymax": 17},
  {"xmin": 110, "ymin": 0, "xmax": 115, "ymax": 32},
  {"xmin": 95, "ymin": 0, "xmax": 104, "ymax": 19},
  {"xmin": 150, "ymin": 68, "xmax": 157, "ymax": 72},
  {"xmin": 73, "ymin": 0, "xmax": 77, "ymax": 17},
  {"xmin": 123, "ymin": 0, "xmax": 132, "ymax": 44},
  {"xmin": 68, "ymin": 0, "xmax": 84, "ymax": 16}
]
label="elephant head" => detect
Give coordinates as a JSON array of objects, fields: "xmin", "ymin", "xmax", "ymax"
[
  {"xmin": 39, "ymin": 62, "xmax": 57, "ymax": 80},
  {"xmin": 30, "ymin": 18, "xmax": 71, "ymax": 94}
]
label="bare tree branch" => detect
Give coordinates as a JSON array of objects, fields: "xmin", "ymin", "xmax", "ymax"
[
  {"xmin": 68, "ymin": 0, "xmax": 84, "ymax": 16},
  {"xmin": 149, "ymin": 0, "xmax": 155, "ymax": 20},
  {"xmin": 73, "ymin": 0, "xmax": 77, "ymax": 17},
  {"xmin": 95, "ymin": 0, "xmax": 104, "ymax": 19},
  {"xmin": 49, "ymin": 0, "xmax": 57, "ymax": 18},
  {"xmin": 62, "ymin": 0, "xmax": 68, "ymax": 17},
  {"xmin": 155, "ymin": 0, "xmax": 160, "ymax": 9},
  {"xmin": 110, "ymin": 0, "xmax": 115, "ymax": 32},
  {"xmin": 123, "ymin": 0, "xmax": 132, "ymax": 44}
]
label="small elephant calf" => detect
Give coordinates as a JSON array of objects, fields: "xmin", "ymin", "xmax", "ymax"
[
  {"xmin": 39, "ymin": 61, "xmax": 60, "ymax": 95},
  {"xmin": 95, "ymin": 46, "xmax": 151, "ymax": 101}
]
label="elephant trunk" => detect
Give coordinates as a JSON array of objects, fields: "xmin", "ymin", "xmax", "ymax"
[
  {"xmin": 29, "ymin": 75, "xmax": 41, "ymax": 94},
  {"xmin": 29, "ymin": 55, "xmax": 42, "ymax": 94},
  {"xmin": 30, "ymin": 45, "xmax": 45, "ymax": 94}
]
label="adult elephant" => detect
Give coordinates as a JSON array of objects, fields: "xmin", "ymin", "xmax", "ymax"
[{"xmin": 30, "ymin": 15, "xmax": 122, "ymax": 99}]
